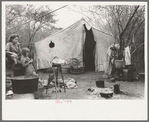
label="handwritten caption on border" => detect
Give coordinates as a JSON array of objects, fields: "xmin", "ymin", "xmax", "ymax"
[{"xmin": 55, "ymin": 100, "xmax": 72, "ymax": 104}]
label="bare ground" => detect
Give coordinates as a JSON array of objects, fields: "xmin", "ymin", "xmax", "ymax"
[
  {"xmin": 38, "ymin": 71, "xmax": 145, "ymax": 100},
  {"xmin": 6, "ymin": 70, "xmax": 145, "ymax": 100}
]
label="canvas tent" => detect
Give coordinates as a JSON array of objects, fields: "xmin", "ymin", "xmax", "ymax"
[{"xmin": 34, "ymin": 19, "xmax": 114, "ymax": 72}]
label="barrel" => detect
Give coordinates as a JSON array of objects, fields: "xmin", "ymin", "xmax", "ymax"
[
  {"xmin": 11, "ymin": 76, "xmax": 38, "ymax": 94},
  {"xmin": 114, "ymin": 84, "xmax": 120, "ymax": 94}
]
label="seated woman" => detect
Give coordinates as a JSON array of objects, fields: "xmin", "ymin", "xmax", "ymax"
[{"xmin": 6, "ymin": 34, "xmax": 22, "ymax": 66}]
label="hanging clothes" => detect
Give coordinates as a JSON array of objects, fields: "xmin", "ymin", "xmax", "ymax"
[{"xmin": 124, "ymin": 46, "xmax": 131, "ymax": 65}]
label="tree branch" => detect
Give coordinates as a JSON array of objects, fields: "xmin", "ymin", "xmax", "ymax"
[
  {"xmin": 6, "ymin": 5, "xmax": 67, "ymax": 31},
  {"xmin": 120, "ymin": 5, "xmax": 140, "ymax": 37},
  {"xmin": 131, "ymin": 43, "xmax": 144, "ymax": 55},
  {"xmin": 134, "ymin": 19, "xmax": 145, "ymax": 36}
]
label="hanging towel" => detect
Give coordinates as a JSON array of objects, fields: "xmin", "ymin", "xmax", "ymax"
[{"xmin": 124, "ymin": 46, "xmax": 131, "ymax": 65}]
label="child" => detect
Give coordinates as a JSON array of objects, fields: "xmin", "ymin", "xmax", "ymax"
[
  {"xmin": 21, "ymin": 47, "xmax": 44, "ymax": 86},
  {"xmin": 21, "ymin": 47, "xmax": 37, "ymax": 76},
  {"xmin": 21, "ymin": 48, "xmax": 44, "ymax": 99}
]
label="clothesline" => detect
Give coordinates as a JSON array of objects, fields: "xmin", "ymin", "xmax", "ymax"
[{"xmin": 6, "ymin": 5, "xmax": 68, "ymax": 32}]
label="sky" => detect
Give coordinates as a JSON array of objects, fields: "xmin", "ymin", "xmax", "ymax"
[
  {"xmin": 24, "ymin": 1, "xmax": 145, "ymax": 29},
  {"xmin": 44, "ymin": 2, "xmax": 94, "ymax": 29},
  {"xmin": 24, "ymin": 2, "xmax": 89, "ymax": 28},
  {"xmin": 3, "ymin": 1, "xmax": 146, "ymax": 29},
  {"xmin": 50, "ymin": 4, "xmax": 83, "ymax": 28}
]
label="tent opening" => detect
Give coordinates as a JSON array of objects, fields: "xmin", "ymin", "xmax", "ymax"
[{"xmin": 83, "ymin": 24, "xmax": 96, "ymax": 71}]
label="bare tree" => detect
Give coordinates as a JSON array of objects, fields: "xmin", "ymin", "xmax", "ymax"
[
  {"xmin": 70, "ymin": 5, "xmax": 145, "ymax": 59},
  {"xmin": 6, "ymin": 4, "xmax": 57, "ymax": 58}
]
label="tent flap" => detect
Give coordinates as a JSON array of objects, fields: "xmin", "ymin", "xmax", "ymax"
[{"xmin": 92, "ymin": 28, "xmax": 114, "ymax": 72}]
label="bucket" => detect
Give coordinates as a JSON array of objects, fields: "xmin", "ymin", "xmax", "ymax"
[
  {"xmin": 114, "ymin": 60, "xmax": 124, "ymax": 69},
  {"xmin": 123, "ymin": 68, "xmax": 133, "ymax": 80},
  {"xmin": 114, "ymin": 84, "xmax": 120, "ymax": 94},
  {"xmin": 96, "ymin": 80, "xmax": 104, "ymax": 88},
  {"xmin": 61, "ymin": 65, "xmax": 70, "ymax": 74},
  {"xmin": 11, "ymin": 76, "xmax": 38, "ymax": 94}
]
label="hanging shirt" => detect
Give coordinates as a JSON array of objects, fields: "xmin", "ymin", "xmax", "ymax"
[{"xmin": 124, "ymin": 46, "xmax": 131, "ymax": 65}]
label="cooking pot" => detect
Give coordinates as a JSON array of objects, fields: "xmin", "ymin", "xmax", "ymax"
[
  {"xmin": 100, "ymin": 92, "xmax": 113, "ymax": 98},
  {"xmin": 100, "ymin": 88, "xmax": 113, "ymax": 98}
]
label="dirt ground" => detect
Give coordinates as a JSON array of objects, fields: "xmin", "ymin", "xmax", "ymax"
[
  {"xmin": 6, "ymin": 70, "xmax": 145, "ymax": 100},
  {"xmin": 39, "ymin": 71, "xmax": 145, "ymax": 100}
]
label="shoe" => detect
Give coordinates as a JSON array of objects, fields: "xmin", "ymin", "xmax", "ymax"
[{"xmin": 6, "ymin": 90, "xmax": 13, "ymax": 96}]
